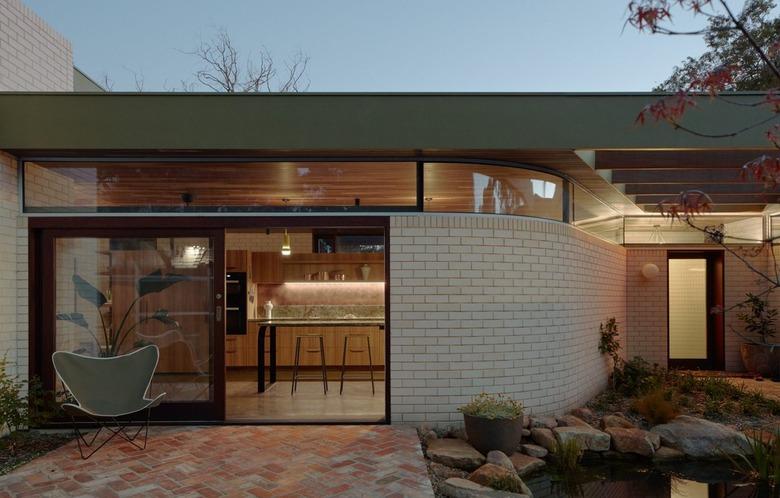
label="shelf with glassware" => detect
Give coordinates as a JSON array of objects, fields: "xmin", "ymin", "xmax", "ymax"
[{"xmin": 280, "ymin": 252, "xmax": 384, "ymax": 283}]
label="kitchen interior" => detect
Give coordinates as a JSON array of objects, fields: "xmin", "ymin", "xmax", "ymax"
[{"xmin": 224, "ymin": 227, "xmax": 386, "ymax": 422}]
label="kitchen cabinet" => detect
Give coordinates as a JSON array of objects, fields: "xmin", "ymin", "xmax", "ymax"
[
  {"xmin": 251, "ymin": 252, "xmax": 283, "ymax": 284},
  {"xmin": 226, "ymin": 250, "xmax": 248, "ymax": 272}
]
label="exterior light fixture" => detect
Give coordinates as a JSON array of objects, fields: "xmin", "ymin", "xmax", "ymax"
[
  {"xmin": 641, "ymin": 263, "xmax": 660, "ymax": 281},
  {"xmin": 281, "ymin": 229, "xmax": 292, "ymax": 256}
]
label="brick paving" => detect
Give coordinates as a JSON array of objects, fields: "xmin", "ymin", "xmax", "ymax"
[{"xmin": 0, "ymin": 425, "xmax": 434, "ymax": 498}]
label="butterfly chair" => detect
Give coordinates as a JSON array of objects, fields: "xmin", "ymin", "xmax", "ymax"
[{"xmin": 52, "ymin": 345, "xmax": 166, "ymax": 459}]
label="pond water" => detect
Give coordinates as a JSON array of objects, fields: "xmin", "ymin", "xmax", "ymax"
[{"xmin": 525, "ymin": 460, "xmax": 759, "ymax": 498}]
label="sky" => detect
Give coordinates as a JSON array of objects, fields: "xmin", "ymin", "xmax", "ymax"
[{"xmin": 24, "ymin": 0, "xmax": 719, "ymax": 92}]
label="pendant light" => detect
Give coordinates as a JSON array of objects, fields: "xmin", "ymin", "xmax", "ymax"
[{"xmin": 281, "ymin": 229, "xmax": 292, "ymax": 256}]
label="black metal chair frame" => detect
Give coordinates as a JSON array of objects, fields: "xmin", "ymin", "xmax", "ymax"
[{"xmin": 67, "ymin": 406, "xmax": 153, "ymax": 460}]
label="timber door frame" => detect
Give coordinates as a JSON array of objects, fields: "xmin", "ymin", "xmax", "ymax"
[{"xmin": 667, "ymin": 250, "xmax": 725, "ymax": 371}]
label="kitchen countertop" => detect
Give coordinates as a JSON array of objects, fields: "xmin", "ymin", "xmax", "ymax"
[{"xmin": 249, "ymin": 318, "xmax": 384, "ymax": 326}]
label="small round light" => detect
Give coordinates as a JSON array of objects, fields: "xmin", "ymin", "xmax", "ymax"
[{"xmin": 641, "ymin": 263, "xmax": 659, "ymax": 280}]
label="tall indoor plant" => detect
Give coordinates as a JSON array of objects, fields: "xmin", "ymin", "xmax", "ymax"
[{"xmin": 56, "ymin": 270, "xmax": 188, "ymax": 357}]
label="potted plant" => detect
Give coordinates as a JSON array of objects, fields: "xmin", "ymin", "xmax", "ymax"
[
  {"xmin": 459, "ymin": 393, "xmax": 523, "ymax": 455},
  {"xmin": 737, "ymin": 293, "xmax": 780, "ymax": 378}
]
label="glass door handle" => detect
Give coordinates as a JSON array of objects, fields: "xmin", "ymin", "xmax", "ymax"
[{"xmin": 216, "ymin": 305, "xmax": 222, "ymax": 322}]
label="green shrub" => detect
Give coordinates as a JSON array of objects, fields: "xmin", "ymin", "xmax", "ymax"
[
  {"xmin": 632, "ymin": 389, "xmax": 679, "ymax": 425},
  {"xmin": 459, "ymin": 393, "xmax": 523, "ymax": 420},
  {"xmin": 736, "ymin": 293, "xmax": 778, "ymax": 345},
  {"xmin": 0, "ymin": 357, "xmax": 27, "ymax": 434},
  {"xmin": 613, "ymin": 357, "xmax": 665, "ymax": 396}
]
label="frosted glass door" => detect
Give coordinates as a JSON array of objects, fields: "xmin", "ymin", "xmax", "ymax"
[{"xmin": 668, "ymin": 259, "xmax": 708, "ymax": 359}]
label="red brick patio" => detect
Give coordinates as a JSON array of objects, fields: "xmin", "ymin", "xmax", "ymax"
[{"xmin": 0, "ymin": 425, "xmax": 433, "ymax": 498}]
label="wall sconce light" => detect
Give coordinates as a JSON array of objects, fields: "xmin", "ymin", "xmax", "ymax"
[
  {"xmin": 641, "ymin": 263, "xmax": 660, "ymax": 281},
  {"xmin": 281, "ymin": 229, "xmax": 292, "ymax": 256}
]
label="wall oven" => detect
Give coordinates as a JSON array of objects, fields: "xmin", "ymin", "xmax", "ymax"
[{"xmin": 226, "ymin": 272, "xmax": 247, "ymax": 335}]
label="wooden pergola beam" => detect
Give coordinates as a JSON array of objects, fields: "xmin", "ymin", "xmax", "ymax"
[{"xmin": 596, "ymin": 150, "xmax": 777, "ymax": 170}]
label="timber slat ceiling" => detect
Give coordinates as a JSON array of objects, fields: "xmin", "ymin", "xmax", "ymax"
[{"xmin": 599, "ymin": 149, "xmax": 780, "ymax": 213}]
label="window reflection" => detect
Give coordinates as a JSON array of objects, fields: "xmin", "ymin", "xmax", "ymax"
[{"xmin": 425, "ymin": 163, "xmax": 563, "ymax": 220}]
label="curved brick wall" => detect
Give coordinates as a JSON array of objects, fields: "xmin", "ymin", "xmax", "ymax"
[{"xmin": 389, "ymin": 214, "xmax": 626, "ymax": 425}]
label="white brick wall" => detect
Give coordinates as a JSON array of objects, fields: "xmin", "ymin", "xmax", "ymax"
[
  {"xmin": 388, "ymin": 214, "xmax": 626, "ymax": 424},
  {"xmin": 0, "ymin": 152, "xmax": 20, "ymax": 379},
  {"xmin": 0, "ymin": 0, "xmax": 73, "ymax": 91}
]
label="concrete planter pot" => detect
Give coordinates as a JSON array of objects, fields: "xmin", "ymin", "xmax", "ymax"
[
  {"xmin": 463, "ymin": 414, "xmax": 524, "ymax": 455},
  {"xmin": 740, "ymin": 343, "xmax": 780, "ymax": 377}
]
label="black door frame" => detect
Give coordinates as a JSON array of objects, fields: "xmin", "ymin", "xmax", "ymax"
[
  {"xmin": 28, "ymin": 216, "xmax": 391, "ymax": 424},
  {"xmin": 667, "ymin": 250, "xmax": 725, "ymax": 370}
]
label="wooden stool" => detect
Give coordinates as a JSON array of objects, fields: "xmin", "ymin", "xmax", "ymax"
[
  {"xmin": 291, "ymin": 335, "xmax": 328, "ymax": 395},
  {"xmin": 339, "ymin": 334, "xmax": 375, "ymax": 395}
]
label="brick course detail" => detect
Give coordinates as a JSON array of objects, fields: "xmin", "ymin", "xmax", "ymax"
[{"xmin": 388, "ymin": 214, "xmax": 626, "ymax": 424}]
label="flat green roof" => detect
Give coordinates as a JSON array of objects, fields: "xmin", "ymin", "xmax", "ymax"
[{"xmin": 0, "ymin": 92, "xmax": 774, "ymax": 151}]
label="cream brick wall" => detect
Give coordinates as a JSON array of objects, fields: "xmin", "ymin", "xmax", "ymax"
[
  {"xmin": 626, "ymin": 246, "xmax": 773, "ymax": 371},
  {"xmin": 0, "ymin": 152, "xmax": 21, "ymax": 379},
  {"xmin": 388, "ymin": 214, "xmax": 626, "ymax": 424},
  {"xmin": 0, "ymin": 0, "xmax": 73, "ymax": 91}
]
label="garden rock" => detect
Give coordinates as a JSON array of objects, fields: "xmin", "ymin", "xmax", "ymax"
[
  {"xmin": 440, "ymin": 477, "xmax": 530, "ymax": 498},
  {"xmin": 486, "ymin": 450, "xmax": 515, "ymax": 472},
  {"xmin": 521, "ymin": 429, "xmax": 531, "ymax": 438},
  {"xmin": 522, "ymin": 415, "xmax": 530, "ymax": 428},
  {"xmin": 529, "ymin": 416, "xmax": 557, "ymax": 429},
  {"xmin": 570, "ymin": 407, "xmax": 595, "ymax": 420},
  {"xmin": 427, "ymin": 438, "xmax": 486, "ymax": 471},
  {"xmin": 521, "ymin": 444, "xmax": 548, "ymax": 458},
  {"xmin": 509, "ymin": 452, "xmax": 546, "ymax": 476},
  {"xmin": 469, "ymin": 464, "xmax": 533, "ymax": 497},
  {"xmin": 600, "ymin": 414, "xmax": 636, "ymax": 429},
  {"xmin": 553, "ymin": 426, "xmax": 611, "ymax": 452},
  {"xmin": 653, "ymin": 446, "xmax": 685, "ymax": 461},
  {"xmin": 556, "ymin": 415, "xmax": 591, "ymax": 428},
  {"xmin": 604, "ymin": 427, "xmax": 660, "ymax": 457},
  {"xmin": 650, "ymin": 416, "xmax": 750, "ymax": 459},
  {"xmin": 530, "ymin": 428, "xmax": 557, "ymax": 453},
  {"xmin": 423, "ymin": 430, "xmax": 439, "ymax": 445}
]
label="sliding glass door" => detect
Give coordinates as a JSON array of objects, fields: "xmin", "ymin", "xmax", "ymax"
[{"xmin": 39, "ymin": 228, "xmax": 225, "ymax": 420}]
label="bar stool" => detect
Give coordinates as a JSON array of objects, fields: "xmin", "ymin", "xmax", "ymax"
[
  {"xmin": 340, "ymin": 334, "xmax": 375, "ymax": 395},
  {"xmin": 291, "ymin": 335, "xmax": 328, "ymax": 395}
]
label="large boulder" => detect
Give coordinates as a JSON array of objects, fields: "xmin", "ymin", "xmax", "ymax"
[
  {"xmin": 601, "ymin": 414, "xmax": 636, "ymax": 430},
  {"xmin": 653, "ymin": 446, "xmax": 685, "ymax": 461},
  {"xmin": 440, "ymin": 477, "xmax": 530, "ymax": 498},
  {"xmin": 650, "ymin": 416, "xmax": 751, "ymax": 459},
  {"xmin": 509, "ymin": 452, "xmax": 546, "ymax": 476},
  {"xmin": 556, "ymin": 415, "xmax": 591, "ymax": 428},
  {"xmin": 605, "ymin": 427, "xmax": 661, "ymax": 457},
  {"xmin": 529, "ymin": 416, "xmax": 558, "ymax": 429},
  {"xmin": 427, "ymin": 438, "xmax": 486, "ymax": 471},
  {"xmin": 469, "ymin": 464, "xmax": 533, "ymax": 497},
  {"xmin": 553, "ymin": 426, "xmax": 611, "ymax": 452},
  {"xmin": 530, "ymin": 428, "xmax": 557, "ymax": 453},
  {"xmin": 520, "ymin": 444, "xmax": 548, "ymax": 458},
  {"xmin": 486, "ymin": 450, "xmax": 515, "ymax": 472}
]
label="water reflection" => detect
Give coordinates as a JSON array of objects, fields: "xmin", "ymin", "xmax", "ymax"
[{"xmin": 525, "ymin": 461, "xmax": 757, "ymax": 498}]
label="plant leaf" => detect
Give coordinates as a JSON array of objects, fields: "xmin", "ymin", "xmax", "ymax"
[
  {"xmin": 55, "ymin": 312, "xmax": 90, "ymax": 329},
  {"xmin": 72, "ymin": 275, "xmax": 107, "ymax": 308},
  {"xmin": 137, "ymin": 270, "xmax": 189, "ymax": 297},
  {"xmin": 151, "ymin": 309, "xmax": 180, "ymax": 328}
]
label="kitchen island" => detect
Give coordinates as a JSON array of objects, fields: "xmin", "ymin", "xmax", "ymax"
[{"xmin": 250, "ymin": 318, "xmax": 385, "ymax": 393}]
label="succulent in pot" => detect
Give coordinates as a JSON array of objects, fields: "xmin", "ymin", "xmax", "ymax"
[
  {"xmin": 737, "ymin": 293, "xmax": 780, "ymax": 378},
  {"xmin": 459, "ymin": 393, "xmax": 524, "ymax": 455}
]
